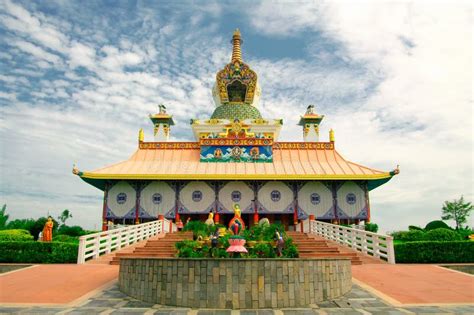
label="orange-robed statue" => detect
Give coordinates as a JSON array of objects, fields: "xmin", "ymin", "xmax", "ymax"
[{"xmin": 42, "ymin": 217, "xmax": 53, "ymax": 242}]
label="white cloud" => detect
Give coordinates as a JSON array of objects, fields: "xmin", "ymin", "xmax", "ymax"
[{"xmin": 10, "ymin": 39, "xmax": 62, "ymax": 65}]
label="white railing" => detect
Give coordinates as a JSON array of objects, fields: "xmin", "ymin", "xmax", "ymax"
[
  {"xmin": 309, "ymin": 220, "xmax": 395, "ymax": 264},
  {"xmin": 77, "ymin": 219, "xmax": 176, "ymax": 264}
]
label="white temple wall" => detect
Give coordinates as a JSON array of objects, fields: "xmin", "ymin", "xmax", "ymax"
[
  {"xmin": 218, "ymin": 181, "xmax": 253, "ymax": 211},
  {"xmin": 298, "ymin": 182, "xmax": 333, "ymax": 218},
  {"xmin": 180, "ymin": 181, "xmax": 214, "ymax": 213},
  {"xmin": 107, "ymin": 181, "xmax": 136, "ymax": 217},
  {"xmin": 336, "ymin": 181, "xmax": 366, "ymax": 218},
  {"xmin": 140, "ymin": 181, "xmax": 175, "ymax": 217},
  {"xmin": 258, "ymin": 181, "xmax": 293, "ymax": 212}
]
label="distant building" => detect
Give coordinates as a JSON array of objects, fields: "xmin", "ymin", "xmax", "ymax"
[{"xmin": 74, "ymin": 30, "xmax": 399, "ymax": 231}]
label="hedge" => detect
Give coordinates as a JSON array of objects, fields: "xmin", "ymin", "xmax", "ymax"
[
  {"xmin": 395, "ymin": 241, "xmax": 474, "ymax": 263},
  {"xmin": 0, "ymin": 241, "xmax": 78, "ymax": 263},
  {"xmin": 0, "ymin": 229, "xmax": 34, "ymax": 241}
]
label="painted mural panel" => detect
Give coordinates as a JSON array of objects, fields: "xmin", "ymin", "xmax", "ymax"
[
  {"xmin": 107, "ymin": 181, "xmax": 136, "ymax": 218},
  {"xmin": 258, "ymin": 181, "xmax": 293, "ymax": 212},
  {"xmin": 140, "ymin": 181, "xmax": 175, "ymax": 217},
  {"xmin": 180, "ymin": 181, "xmax": 214, "ymax": 213},
  {"xmin": 218, "ymin": 181, "xmax": 253, "ymax": 212},
  {"xmin": 298, "ymin": 182, "xmax": 333, "ymax": 219},
  {"xmin": 337, "ymin": 181, "xmax": 367, "ymax": 219},
  {"xmin": 200, "ymin": 145, "xmax": 272, "ymax": 162}
]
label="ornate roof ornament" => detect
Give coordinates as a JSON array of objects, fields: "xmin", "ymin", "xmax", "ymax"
[{"xmin": 215, "ymin": 29, "xmax": 258, "ymax": 106}]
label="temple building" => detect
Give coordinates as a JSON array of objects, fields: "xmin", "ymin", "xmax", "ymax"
[{"xmin": 73, "ymin": 30, "xmax": 399, "ymax": 231}]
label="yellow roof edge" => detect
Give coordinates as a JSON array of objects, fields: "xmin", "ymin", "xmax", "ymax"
[{"xmin": 79, "ymin": 172, "xmax": 392, "ymax": 181}]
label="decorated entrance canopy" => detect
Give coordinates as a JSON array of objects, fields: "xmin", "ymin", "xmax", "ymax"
[{"xmin": 73, "ymin": 29, "xmax": 399, "ymax": 228}]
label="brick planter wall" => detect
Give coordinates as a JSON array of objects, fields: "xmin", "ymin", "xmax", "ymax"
[{"xmin": 119, "ymin": 258, "xmax": 352, "ymax": 309}]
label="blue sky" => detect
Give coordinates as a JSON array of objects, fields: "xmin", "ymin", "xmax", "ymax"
[{"xmin": 0, "ymin": 0, "xmax": 472, "ymax": 232}]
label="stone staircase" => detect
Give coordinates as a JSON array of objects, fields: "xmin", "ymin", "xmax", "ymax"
[
  {"xmin": 286, "ymin": 231, "xmax": 386, "ymax": 265},
  {"xmin": 110, "ymin": 231, "xmax": 193, "ymax": 265}
]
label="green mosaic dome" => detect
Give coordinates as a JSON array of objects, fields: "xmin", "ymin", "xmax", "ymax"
[{"xmin": 211, "ymin": 103, "xmax": 262, "ymax": 120}]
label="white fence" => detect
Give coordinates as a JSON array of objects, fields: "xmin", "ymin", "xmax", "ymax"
[
  {"xmin": 77, "ymin": 219, "xmax": 176, "ymax": 264},
  {"xmin": 309, "ymin": 220, "xmax": 395, "ymax": 264}
]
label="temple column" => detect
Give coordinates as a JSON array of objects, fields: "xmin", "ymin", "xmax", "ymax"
[
  {"xmin": 332, "ymin": 182, "xmax": 339, "ymax": 224},
  {"xmin": 135, "ymin": 182, "xmax": 141, "ymax": 225},
  {"xmin": 293, "ymin": 182, "xmax": 298, "ymax": 227},
  {"xmin": 253, "ymin": 181, "xmax": 259, "ymax": 226},
  {"xmin": 213, "ymin": 181, "xmax": 220, "ymax": 224},
  {"xmin": 175, "ymin": 182, "xmax": 180, "ymax": 224},
  {"xmin": 365, "ymin": 181, "xmax": 371, "ymax": 223},
  {"xmin": 102, "ymin": 182, "xmax": 109, "ymax": 231}
]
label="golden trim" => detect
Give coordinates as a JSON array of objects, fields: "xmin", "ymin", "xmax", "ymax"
[{"xmin": 80, "ymin": 172, "xmax": 392, "ymax": 181}]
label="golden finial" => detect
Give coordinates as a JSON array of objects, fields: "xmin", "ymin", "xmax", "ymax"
[
  {"xmin": 329, "ymin": 129, "xmax": 335, "ymax": 142},
  {"xmin": 138, "ymin": 128, "xmax": 144, "ymax": 142},
  {"xmin": 231, "ymin": 28, "xmax": 242, "ymax": 62}
]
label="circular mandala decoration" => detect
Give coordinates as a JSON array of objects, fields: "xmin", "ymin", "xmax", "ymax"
[
  {"xmin": 310, "ymin": 193, "xmax": 320, "ymax": 205},
  {"xmin": 116, "ymin": 193, "xmax": 127, "ymax": 204},
  {"xmin": 152, "ymin": 193, "xmax": 162, "ymax": 204},
  {"xmin": 346, "ymin": 193, "xmax": 356, "ymax": 205},
  {"xmin": 271, "ymin": 190, "xmax": 281, "ymax": 202},
  {"xmin": 192, "ymin": 190, "xmax": 202, "ymax": 202},
  {"xmin": 263, "ymin": 139, "xmax": 269, "ymax": 145},
  {"xmin": 231, "ymin": 191, "xmax": 241, "ymax": 202}
]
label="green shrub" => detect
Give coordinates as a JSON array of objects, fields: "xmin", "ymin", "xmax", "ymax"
[
  {"xmin": 395, "ymin": 241, "xmax": 474, "ymax": 263},
  {"xmin": 0, "ymin": 229, "xmax": 33, "ymax": 241},
  {"xmin": 0, "ymin": 241, "xmax": 78, "ymax": 263},
  {"xmin": 282, "ymin": 238, "xmax": 299, "ymax": 258},
  {"xmin": 423, "ymin": 228, "xmax": 462, "ymax": 241},
  {"xmin": 57, "ymin": 225, "xmax": 86, "ymax": 237},
  {"xmin": 53, "ymin": 234, "xmax": 79, "ymax": 243},
  {"xmin": 249, "ymin": 242, "xmax": 276, "ymax": 258},
  {"xmin": 391, "ymin": 230, "xmax": 425, "ymax": 242},
  {"xmin": 6, "ymin": 219, "xmax": 36, "ymax": 232},
  {"xmin": 365, "ymin": 223, "xmax": 379, "ymax": 233},
  {"xmin": 408, "ymin": 225, "xmax": 423, "ymax": 231},
  {"xmin": 424, "ymin": 220, "xmax": 450, "ymax": 231},
  {"xmin": 456, "ymin": 228, "xmax": 474, "ymax": 240}
]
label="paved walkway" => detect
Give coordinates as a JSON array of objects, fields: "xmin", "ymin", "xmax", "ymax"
[
  {"xmin": 1, "ymin": 263, "xmax": 473, "ymax": 314},
  {"xmin": 352, "ymin": 264, "xmax": 474, "ymax": 305},
  {"xmin": 1, "ymin": 282, "xmax": 473, "ymax": 314},
  {"xmin": 0, "ymin": 264, "xmax": 118, "ymax": 305}
]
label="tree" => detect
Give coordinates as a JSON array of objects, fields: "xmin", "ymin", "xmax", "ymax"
[
  {"xmin": 0, "ymin": 204, "xmax": 9, "ymax": 230},
  {"xmin": 57, "ymin": 209, "xmax": 72, "ymax": 226},
  {"xmin": 441, "ymin": 196, "xmax": 473, "ymax": 230}
]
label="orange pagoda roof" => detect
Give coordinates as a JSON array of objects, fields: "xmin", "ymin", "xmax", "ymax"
[{"xmin": 76, "ymin": 141, "xmax": 398, "ymax": 191}]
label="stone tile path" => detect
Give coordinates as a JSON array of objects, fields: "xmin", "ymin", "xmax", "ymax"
[{"xmin": 1, "ymin": 283, "xmax": 472, "ymax": 314}]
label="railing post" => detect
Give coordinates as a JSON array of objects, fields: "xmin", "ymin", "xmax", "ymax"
[
  {"xmin": 386, "ymin": 236, "xmax": 396, "ymax": 264},
  {"xmin": 77, "ymin": 236, "xmax": 86, "ymax": 264},
  {"xmin": 94, "ymin": 235, "xmax": 100, "ymax": 259}
]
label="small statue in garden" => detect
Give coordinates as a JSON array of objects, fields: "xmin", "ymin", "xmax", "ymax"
[
  {"xmin": 258, "ymin": 217, "xmax": 270, "ymax": 227},
  {"xmin": 228, "ymin": 204, "xmax": 245, "ymax": 235},
  {"xmin": 205, "ymin": 212, "xmax": 215, "ymax": 226},
  {"xmin": 275, "ymin": 230, "xmax": 285, "ymax": 257},
  {"xmin": 211, "ymin": 230, "xmax": 219, "ymax": 248},
  {"xmin": 42, "ymin": 217, "xmax": 53, "ymax": 242}
]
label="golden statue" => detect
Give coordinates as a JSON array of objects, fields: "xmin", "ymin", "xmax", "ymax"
[
  {"xmin": 228, "ymin": 204, "xmax": 245, "ymax": 235},
  {"xmin": 42, "ymin": 217, "xmax": 53, "ymax": 242},
  {"xmin": 205, "ymin": 212, "xmax": 215, "ymax": 226}
]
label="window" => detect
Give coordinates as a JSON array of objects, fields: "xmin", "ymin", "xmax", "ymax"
[
  {"xmin": 346, "ymin": 193, "xmax": 356, "ymax": 205},
  {"xmin": 152, "ymin": 193, "xmax": 162, "ymax": 204},
  {"xmin": 310, "ymin": 193, "xmax": 320, "ymax": 205},
  {"xmin": 231, "ymin": 191, "xmax": 241, "ymax": 202},
  {"xmin": 116, "ymin": 193, "xmax": 127, "ymax": 204},
  {"xmin": 271, "ymin": 190, "xmax": 281, "ymax": 202},
  {"xmin": 192, "ymin": 190, "xmax": 202, "ymax": 202}
]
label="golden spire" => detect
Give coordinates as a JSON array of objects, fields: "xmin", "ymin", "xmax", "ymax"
[
  {"xmin": 329, "ymin": 129, "xmax": 335, "ymax": 142},
  {"xmin": 231, "ymin": 28, "xmax": 242, "ymax": 62}
]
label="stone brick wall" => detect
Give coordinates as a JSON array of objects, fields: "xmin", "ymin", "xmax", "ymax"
[{"xmin": 119, "ymin": 258, "xmax": 352, "ymax": 309}]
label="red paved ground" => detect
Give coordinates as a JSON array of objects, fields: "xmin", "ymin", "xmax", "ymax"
[
  {"xmin": 0, "ymin": 264, "xmax": 118, "ymax": 305},
  {"xmin": 352, "ymin": 264, "xmax": 474, "ymax": 305}
]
